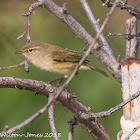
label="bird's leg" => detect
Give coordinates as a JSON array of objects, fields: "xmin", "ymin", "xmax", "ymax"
[
  {"xmin": 56, "ymin": 77, "xmax": 65, "ymax": 87},
  {"xmin": 76, "ymin": 71, "xmax": 79, "ymax": 76},
  {"xmin": 47, "ymin": 77, "xmax": 65, "ymax": 86}
]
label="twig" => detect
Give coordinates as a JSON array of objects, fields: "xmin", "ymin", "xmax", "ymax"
[
  {"xmin": 108, "ymin": 32, "xmax": 140, "ymax": 40},
  {"xmin": 0, "ymin": 102, "xmax": 50, "ymax": 138},
  {"xmin": 123, "ymin": 124, "xmax": 140, "ymax": 140},
  {"xmin": 129, "ymin": 11, "xmax": 140, "ymax": 20},
  {"xmin": 17, "ymin": 7, "xmax": 31, "ymax": 73},
  {"xmin": 17, "ymin": 2, "xmax": 43, "ymax": 73},
  {"xmin": 80, "ymin": 0, "xmax": 109, "ymax": 46},
  {"xmin": 48, "ymin": 94, "xmax": 59, "ymax": 140},
  {"xmin": 0, "ymin": 61, "xmax": 25, "ymax": 70},
  {"xmin": 0, "ymin": 77, "xmax": 110, "ymax": 139},
  {"xmin": 17, "ymin": 14, "xmax": 31, "ymax": 43},
  {"xmin": 81, "ymin": 91, "xmax": 140, "ymax": 119},
  {"xmin": 46, "ymin": 0, "xmax": 119, "ymax": 112},
  {"xmin": 17, "ymin": 1, "xmax": 43, "ymax": 42},
  {"xmin": 101, "ymin": 0, "xmax": 140, "ymax": 16},
  {"xmin": 80, "ymin": 0, "xmax": 122, "ymax": 77},
  {"xmin": 0, "ymin": 60, "xmax": 29, "ymax": 73},
  {"xmin": 68, "ymin": 117, "xmax": 79, "ymax": 140}
]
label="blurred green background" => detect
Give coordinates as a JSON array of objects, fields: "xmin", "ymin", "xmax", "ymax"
[{"xmin": 0, "ymin": 0, "xmax": 140, "ymax": 140}]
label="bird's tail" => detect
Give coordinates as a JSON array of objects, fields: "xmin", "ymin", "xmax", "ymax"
[{"xmin": 80, "ymin": 63, "xmax": 108, "ymax": 77}]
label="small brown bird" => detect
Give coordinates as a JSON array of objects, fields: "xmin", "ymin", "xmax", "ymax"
[{"xmin": 15, "ymin": 41, "xmax": 108, "ymax": 82}]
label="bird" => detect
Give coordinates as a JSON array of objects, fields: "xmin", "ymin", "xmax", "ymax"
[{"xmin": 15, "ymin": 41, "xmax": 108, "ymax": 83}]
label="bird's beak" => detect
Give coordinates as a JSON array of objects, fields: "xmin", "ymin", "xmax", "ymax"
[{"xmin": 15, "ymin": 50, "xmax": 24, "ymax": 54}]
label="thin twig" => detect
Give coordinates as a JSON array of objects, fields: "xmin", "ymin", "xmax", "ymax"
[
  {"xmin": 80, "ymin": 0, "xmax": 121, "ymax": 81},
  {"xmin": 0, "ymin": 61, "xmax": 25, "ymax": 70},
  {"xmin": 46, "ymin": 0, "xmax": 119, "ymax": 111},
  {"xmin": 0, "ymin": 102, "xmax": 50, "ymax": 138},
  {"xmin": 108, "ymin": 32, "xmax": 139, "ymax": 40},
  {"xmin": 101, "ymin": 0, "xmax": 140, "ymax": 16},
  {"xmin": 68, "ymin": 117, "xmax": 79, "ymax": 140},
  {"xmin": 123, "ymin": 124, "xmax": 140, "ymax": 140},
  {"xmin": 17, "ymin": 8, "xmax": 31, "ymax": 73},
  {"xmin": 17, "ymin": 1, "xmax": 43, "ymax": 42},
  {"xmin": 17, "ymin": 14, "xmax": 31, "ymax": 43},
  {"xmin": 48, "ymin": 94, "xmax": 59, "ymax": 140},
  {"xmin": 0, "ymin": 60, "xmax": 30, "ymax": 73},
  {"xmin": 80, "ymin": 0, "xmax": 109, "ymax": 46},
  {"xmin": 17, "ymin": 2, "xmax": 43, "ymax": 73},
  {"xmin": 81, "ymin": 91, "xmax": 140, "ymax": 119}
]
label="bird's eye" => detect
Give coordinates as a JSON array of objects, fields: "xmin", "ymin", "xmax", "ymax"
[{"xmin": 29, "ymin": 49, "xmax": 33, "ymax": 52}]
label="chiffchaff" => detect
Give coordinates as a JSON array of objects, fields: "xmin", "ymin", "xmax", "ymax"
[{"xmin": 15, "ymin": 41, "xmax": 108, "ymax": 80}]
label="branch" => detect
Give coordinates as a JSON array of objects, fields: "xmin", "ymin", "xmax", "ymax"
[
  {"xmin": 0, "ymin": 61, "xmax": 25, "ymax": 70},
  {"xmin": 101, "ymin": 0, "xmax": 140, "ymax": 17},
  {"xmin": 124, "ymin": 124, "xmax": 140, "ymax": 140},
  {"xmin": 80, "ymin": 0, "xmax": 109, "ymax": 46},
  {"xmin": 68, "ymin": 117, "xmax": 79, "ymax": 140},
  {"xmin": 17, "ymin": 1, "xmax": 43, "ymax": 42},
  {"xmin": 108, "ymin": 32, "xmax": 140, "ymax": 40},
  {"xmin": 48, "ymin": 94, "xmax": 59, "ymax": 140},
  {"xmin": 0, "ymin": 102, "xmax": 49, "ymax": 138},
  {"xmin": 0, "ymin": 60, "xmax": 29, "ymax": 73},
  {"xmin": 16, "ymin": 2, "xmax": 43, "ymax": 73},
  {"xmin": 0, "ymin": 77, "xmax": 110, "ymax": 140},
  {"xmin": 17, "ymin": 13, "xmax": 31, "ymax": 43},
  {"xmin": 81, "ymin": 91, "xmax": 140, "ymax": 119}
]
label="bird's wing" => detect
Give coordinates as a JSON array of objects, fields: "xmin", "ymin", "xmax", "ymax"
[{"xmin": 49, "ymin": 48, "xmax": 89, "ymax": 62}]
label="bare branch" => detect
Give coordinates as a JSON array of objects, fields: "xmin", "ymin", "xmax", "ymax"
[
  {"xmin": 0, "ymin": 102, "xmax": 50, "ymax": 138},
  {"xmin": 101, "ymin": 0, "xmax": 140, "ymax": 17},
  {"xmin": 17, "ymin": 2, "xmax": 43, "ymax": 73},
  {"xmin": 108, "ymin": 32, "xmax": 139, "ymax": 40},
  {"xmin": 81, "ymin": 91, "xmax": 140, "ymax": 119},
  {"xmin": 68, "ymin": 117, "xmax": 79, "ymax": 140},
  {"xmin": 0, "ymin": 77, "xmax": 110, "ymax": 140},
  {"xmin": 80, "ymin": 0, "xmax": 109, "ymax": 46},
  {"xmin": 17, "ymin": 7, "xmax": 31, "ymax": 73},
  {"xmin": 17, "ymin": 1, "xmax": 43, "ymax": 42},
  {"xmin": 0, "ymin": 60, "xmax": 30, "ymax": 73},
  {"xmin": 0, "ymin": 61, "xmax": 25, "ymax": 70},
  {"xmin": 24, "ymin": 59, "xmax": 30, "ymax": 73},
  {"xmin": 48, "ymin": 94, "xmax": 59, "ymax": 140},
  {"xmin": 124, "ymin": 124, "xmax": 140, "ymax": 140}
]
